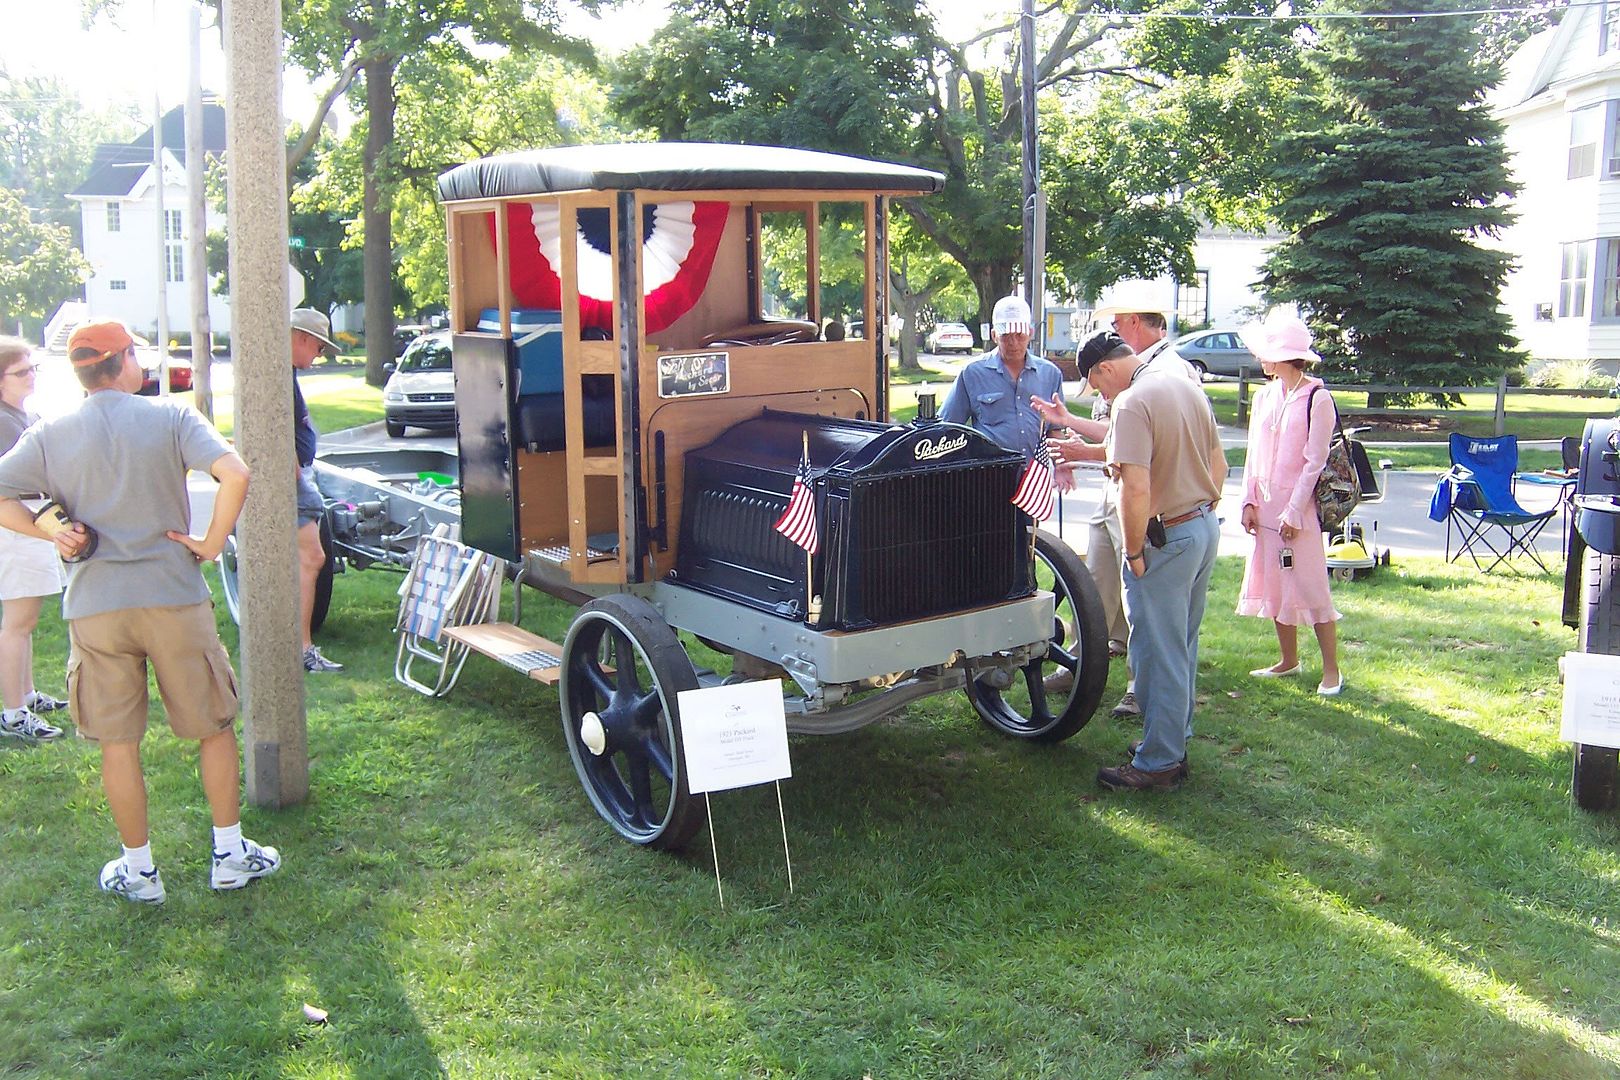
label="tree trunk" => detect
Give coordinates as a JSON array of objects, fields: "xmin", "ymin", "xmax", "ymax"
[{"xmin": 361, "ymin": 57, "xmax": 396, "ymax": 387}]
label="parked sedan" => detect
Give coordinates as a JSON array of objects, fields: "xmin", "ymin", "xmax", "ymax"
[
  {"xmin": 383, "ymin": 332, "xmax": 456, "ymax": 437},
  {"xmin": 926, "ymin": 321, "xmax": 976, "ymax": 354},
  {"xmin": 1170, "ymin": 330, "xmax": 1257, "ymax": 377}
]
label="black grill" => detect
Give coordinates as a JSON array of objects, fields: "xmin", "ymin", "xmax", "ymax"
[{"xmin": 674, "ymin": 411, "xmax": 1030, "ymax": 629}]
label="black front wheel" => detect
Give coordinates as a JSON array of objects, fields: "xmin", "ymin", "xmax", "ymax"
[
  {"xmin": 1575, "ymin": 545, "xmax": 1620, "ymax": 811},
  {"xmin": 560, "ymin": 595, "xmax": 703, "ymax": 849},
  {"xmin": 964, "ymin": 530, "xmax": 1110, "ymax": 742}
]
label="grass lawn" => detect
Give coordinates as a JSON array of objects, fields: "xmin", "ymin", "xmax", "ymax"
[
  {"xmin": 3, "ymin": 557, "xmax": 1618, "ymax": 1077},
  {"xmin": 179, "ymin": 363, "xmax": 385, "ymax": 440}
]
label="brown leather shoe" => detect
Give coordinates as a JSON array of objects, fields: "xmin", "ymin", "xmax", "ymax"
[
  {"xmin": 1126, "ymin": 740, "xmax": 1189, "ymax": 779},
  {"xmin": 1097, "ymin": 761, "xmax": 1184, "ymax": 792}
]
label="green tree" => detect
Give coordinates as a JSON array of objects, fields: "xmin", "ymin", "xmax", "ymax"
[
  {"xmin": 0, "ymin": 186, "xmax": 89, "ymax": 337},
  {"xmin": 0, "ymin": 72, "xmax": 138, "ymax": 239},
  {"xmin": 1262, "ymin": 0, "xmax": 1522, "ymax": 398},
  {"xmin": 278, "ymin": 1, "xmax": 593, "ymax": 384},
  {"xmin": 614, "ymin": 1, "xmax": 1300, "ymax": 332}
]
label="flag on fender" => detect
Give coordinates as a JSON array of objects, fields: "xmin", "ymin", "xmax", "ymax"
[
  {"xmin": 774, "ymin": 445, "xmax": 820, "ymax": 553},
  {"xmin": 1011, "ymin": 436, "xmax": 1055, "ymax": 521}
]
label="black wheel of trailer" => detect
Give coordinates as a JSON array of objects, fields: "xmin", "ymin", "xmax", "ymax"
[
  {"xmin": 1575, "ymin": 545, "xmax": 1620, "ymax": 811},
  {"xmin": 560, "ymin": 595, "xmax": 703, "ymax": 849},
  {"xmin": 964, "ymin": 530, "xmax": 1110, "ymax": 743},
  {"xmin": 214, "ymin": 519, "xmax": 335, "ymax": 633}
]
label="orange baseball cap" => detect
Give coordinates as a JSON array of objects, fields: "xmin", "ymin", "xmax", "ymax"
[{"xmin": 67, "ymin": 320, "xmax": 135, "ymax": 367}]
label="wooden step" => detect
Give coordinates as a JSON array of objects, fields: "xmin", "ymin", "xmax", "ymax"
[{"xmin": 441, "ymin": 622, "xmax": 565, "ymax": 684}]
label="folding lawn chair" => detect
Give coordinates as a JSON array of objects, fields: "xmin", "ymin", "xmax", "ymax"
[
  {"xmin": 1429, "ymin": 433, "xmax": 1558, "ymax": 573},
  {"xmin": 394, "ymin": 529, "xmax": 505, "ymax": 697}
]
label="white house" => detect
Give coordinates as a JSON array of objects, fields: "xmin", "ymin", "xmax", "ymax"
[
  {"xmin": 66, "ymin": 103, "xmax": 236, "ymax": 340},
  {"xmin": 1494, "ymin": 6, "xmax": 1620, "ymax": 363},
  {"xmin": 1076, "ymin": 225, "xmax": 1280, "ymax": 336}
]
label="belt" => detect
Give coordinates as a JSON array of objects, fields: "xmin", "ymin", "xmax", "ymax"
[{"xmin": 1159, "ymin": 502, "xmax": 1213, "ymax": 528}]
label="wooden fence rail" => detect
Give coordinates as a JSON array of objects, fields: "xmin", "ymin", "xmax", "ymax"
[{"xmin": 1221, "ymin": 371, "xmax": 1614, "ymax": 434}]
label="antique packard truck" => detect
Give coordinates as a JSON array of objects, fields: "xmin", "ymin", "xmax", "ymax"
[{"xmin": 307, "ymin": 144, "xmax": 1114, "ymax": 850}]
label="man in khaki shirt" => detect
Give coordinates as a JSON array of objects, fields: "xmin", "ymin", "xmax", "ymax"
[{"xmin": 1079, "ymin": 339, "xmax": 1224, "ymax": 791}]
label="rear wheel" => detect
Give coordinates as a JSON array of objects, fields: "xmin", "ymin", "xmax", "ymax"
[
  {"xmin": 964, "ymin": 530, "xmax": 1109, "ymax": 742},
  {"xmin": 560, "ymin": 595, "xmax": 702, "ymax": 849},
  {"xmin": 215, "ymin": 518, "xmax": 334, "ymax": 632},
  {"xmin": 1575, "ymin": 546, "xmax": 1620, "ymax": 811}
]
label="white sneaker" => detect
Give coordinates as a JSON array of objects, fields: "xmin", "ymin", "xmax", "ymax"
[
  {"xmin": 211, "ymin": 837, "xmax": 282, "ymax": 890},
  {"xmin": 100, "ymin": 857, "xmax": 166, "ymax": 905},
  {"xmin": 25, "ymin": 690, "xmax": 67, "ymax": 713},
  {"xmin": 1, "ymin": 707, "xmax": 63, "ymax": 740},
  {"xmin": 302, "ymin": 646, "xmax": 343, "ymax": 674}
]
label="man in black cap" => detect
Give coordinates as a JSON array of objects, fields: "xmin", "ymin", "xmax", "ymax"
[{"xmin": 1072, "ymin": 330, "xmax": 1224, "ymax": 792}]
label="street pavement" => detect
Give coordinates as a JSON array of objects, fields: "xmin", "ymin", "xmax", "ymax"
[{"xmin": 22, "ymin": 348, "xmax": 1573, "ymax": 569}]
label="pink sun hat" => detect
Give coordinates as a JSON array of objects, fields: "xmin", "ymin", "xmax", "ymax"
[{"xmin": 1240, "ymin": 310, "xmax": 1321, "ymax": 365}]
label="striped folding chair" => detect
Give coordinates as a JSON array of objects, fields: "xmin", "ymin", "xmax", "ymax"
[{"xmin": 394, "ymin": 529, "xmax": 504, "ymax": 697}]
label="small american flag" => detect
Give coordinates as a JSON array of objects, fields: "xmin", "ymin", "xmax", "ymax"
[
  {"xmin": 774, "ymin": 445, "xmax": 820, "ymax": 554},
  {"xmin": 1011, "ymin": 435, "xmax": 1056, "ymax": 521}
]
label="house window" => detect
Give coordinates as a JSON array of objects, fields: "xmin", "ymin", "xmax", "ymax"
[
  {"xmin": 1598, "ymin": 238, "xmax": 1620, "ymax": 320},
  {"xmin": 1571, "ymin": 105, "xmax": 1602, "ymax": 179},
  {"xmin": 106, "ymin": 203, "xmax": 120, "ymax": 232},
  {"xmin": 1605, "ymin": 2, "xmax": 1620, "ymax": 54},
  {"xmin": 1560, "ymin": 242, "xmax": 1590, "ymax": 318},
  {"xmin": 165, "ymin": 243, "xmax": 184, "ymax": 283},
  {"xmin": 165, "ymin": 209, "xmax": 183, "ymax": 242},
  {"xmin": 1174, "ymin": 271, "xmax": 1210, "ymax": 327},
  {"xmin": 109, "ymin": 280, "xmax": 127, "ymax": 291}
]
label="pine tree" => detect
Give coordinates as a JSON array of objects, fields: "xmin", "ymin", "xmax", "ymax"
[{"xmin": 1262, "ymin": 0, "xmax": 1523, "ymax": 399}]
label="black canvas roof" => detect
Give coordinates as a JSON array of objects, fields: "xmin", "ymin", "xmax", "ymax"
[
  {"xmin": 70, "ymin": 103, "xmax": 226, "ymax": 199},
  {"xmin": 437, "ymin": 142, "xmax": 945, "ymax": 202}
]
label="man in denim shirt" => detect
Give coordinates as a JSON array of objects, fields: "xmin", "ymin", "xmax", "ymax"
[{"xmin": 939, "ymin": 295, "xmax": 1064, "ymax": 461}]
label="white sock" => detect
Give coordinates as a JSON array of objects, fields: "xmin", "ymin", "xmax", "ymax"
[
  {"xmin": 123, "ymin": 843, "xmax": 156, "ymax": 876},
  {"xmin": 213, "ymin": 822, "xmax": 243, "ymax": 855}
]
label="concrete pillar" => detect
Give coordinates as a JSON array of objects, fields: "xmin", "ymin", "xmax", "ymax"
[{"xmin": 222, "ymin": 0, "xmax": 307, "ymax": 807}]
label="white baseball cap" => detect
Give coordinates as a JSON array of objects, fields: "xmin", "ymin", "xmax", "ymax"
[{"xmin": 991, "ymin": 294, "xmax": 1033, "ymax": 335}]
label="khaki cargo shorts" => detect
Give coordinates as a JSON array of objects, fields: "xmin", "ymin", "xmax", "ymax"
[{"xmin": 67, "ymin": 601, "xmax": 239, "ymax": 744}]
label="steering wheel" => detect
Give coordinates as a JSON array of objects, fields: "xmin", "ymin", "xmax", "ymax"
[{"xmin": 700, "ymin": 320, "xmax": 821, "ymax": 347}]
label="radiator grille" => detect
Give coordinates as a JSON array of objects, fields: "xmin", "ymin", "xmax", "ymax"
[{"xmin": 841, "ymin": 461, "xmax": 1021, "ymax": 626}]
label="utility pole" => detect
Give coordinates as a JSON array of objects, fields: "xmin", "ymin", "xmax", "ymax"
[
  {"xmin": 152, "ymin": 26, "xmax": 170, "ymax": 398},
  {"xmin": 223, "ymin": 0, "xmax": 308, "ymax": 807},
  {"xmin": 1019, "ymin": 0, "xmax": 1045, "ymax": 353},
  {"xmin": 187, "ymin": 1, "xmax": 214, "ymax": 420}
]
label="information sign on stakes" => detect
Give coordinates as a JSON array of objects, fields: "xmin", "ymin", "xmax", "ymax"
[
  {"xmin": 677, "ymin": 680, "xmax": 795, "ymax": 906},
  {"xmin": 1561, "ymin": 652, "xmax": 1620, "ymax": 749}
]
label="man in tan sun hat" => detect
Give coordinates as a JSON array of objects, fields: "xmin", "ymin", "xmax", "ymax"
[
  {"xmin": 0, "ymin": 318, "xmax": 280, "ymax": 903},
  {"xmin": 289, "ymin": 308, "xmax": 343, "ymax": 673}
]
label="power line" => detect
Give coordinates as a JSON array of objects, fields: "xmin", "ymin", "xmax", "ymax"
[{"xmin": 1089, "ymin": 3, "xmax": 1578, "ymax": 19}]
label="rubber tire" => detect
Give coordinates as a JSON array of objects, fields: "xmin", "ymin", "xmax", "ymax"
[
  {"xmin": 964, "ymin": 530, "xmax": 1110, "ymax": 742},
  {"xmin": 386, "ymin": 419, "xmax": 407, "ymax": 438},
  {"xmin": 311, "ymin": 513, "xmax": 336, "ymax": 634},
  {"xmin": 1575, "ymin": 546, "xmax": 1620, "ymax": 811},
  {"xmin": 560, "ymin": 595, "xmax": 703, "ymax": 849},
  {"xmin": 1188, "ymin": 359, "xmax": 1208, "ymax": 379},
  {"xmin": 217, "ymin": 534, "xmax": 242, "ymax": 626},
  {"xmin": 215, "ymin": 518, "xmax": 334, "ymax": 632}
]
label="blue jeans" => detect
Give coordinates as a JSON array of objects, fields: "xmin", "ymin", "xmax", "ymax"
[{"xmin": 1121, "ymin": 508, "xmax": 1219, "ymax": 772}]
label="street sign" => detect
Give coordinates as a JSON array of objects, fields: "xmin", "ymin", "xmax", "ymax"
[{"xmin": 289, "ymin": 237, "xmax": 306, "ymax": 249}]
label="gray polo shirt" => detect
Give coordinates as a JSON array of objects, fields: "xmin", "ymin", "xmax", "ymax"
[{"xmin": 0, "ymin": 391, "xmax": 231, "ymax": 619}]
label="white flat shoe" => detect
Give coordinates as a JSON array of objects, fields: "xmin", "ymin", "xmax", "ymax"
[
  {"xmin": 1317, "ymin": 679, "xmax": 1344, "ymax": 696},
  {"xmin": 1249, "ymin": 664, "xmax": 1302, "ymax": 678}
]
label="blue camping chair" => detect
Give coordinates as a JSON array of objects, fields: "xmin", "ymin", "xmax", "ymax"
[{"xmin": 1429, "ymin": 433, "xmax": 1558, "ymax": 573}]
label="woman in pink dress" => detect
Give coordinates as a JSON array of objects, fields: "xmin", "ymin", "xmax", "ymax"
[{"xmin": 1236, "ymin": 312, "xmax": 1343, "ymax": 695}]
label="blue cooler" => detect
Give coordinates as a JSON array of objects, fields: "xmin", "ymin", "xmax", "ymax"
[{"xmin": 477, "ymin": 308, "xmax": 563, "ymax": 396}]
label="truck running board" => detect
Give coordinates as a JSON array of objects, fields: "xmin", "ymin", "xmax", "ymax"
[{"xmin": 441, "ymin": 622, "xmax": 566, "ymax": 684}]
